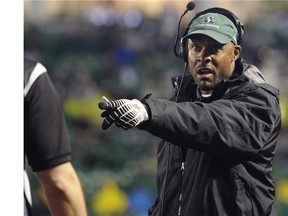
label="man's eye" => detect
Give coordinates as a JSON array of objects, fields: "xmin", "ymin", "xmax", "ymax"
[
  {"xmin": 193, "ymin": 45, "xmax": 202, "ymax": 52},
  {"xmin": 211, "ymin": 45, "xmax": 222, "ymax": 53}
]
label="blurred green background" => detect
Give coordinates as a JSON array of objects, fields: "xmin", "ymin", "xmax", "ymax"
[{"xmin": 24, "ymin": 1, "xmax": 288, "ymax": 215}]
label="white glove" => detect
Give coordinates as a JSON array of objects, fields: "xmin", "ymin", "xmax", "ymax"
[{"xmin": 98, "ymin": 96, "xmax": 149, "ymax": 130}]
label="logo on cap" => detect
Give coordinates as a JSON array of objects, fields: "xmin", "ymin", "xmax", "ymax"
[{"xmin": 200, "ymin": 16, "xmax": 217, "ymax": 24}]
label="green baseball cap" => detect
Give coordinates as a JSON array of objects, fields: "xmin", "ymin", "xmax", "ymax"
[{"xmin": 184, "ymin": 12, "xmax": 238, "ymax": 44}]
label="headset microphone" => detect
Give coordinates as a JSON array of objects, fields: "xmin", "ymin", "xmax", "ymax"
[
  {"xmin": 173, "ymin": 1, "xmax": 195, "ymax": 58},
  {"xmin": 186, "ymin": 1, "xmax": 196, "ymax": 11},
  {"xmin": 173, "ymin": 2, "xmax": 195, "ymax": 102}
]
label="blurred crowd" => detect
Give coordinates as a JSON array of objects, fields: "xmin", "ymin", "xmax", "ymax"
[{"xmin": 24, "ymin": 1, "xmax": 288, "ymax": 215}]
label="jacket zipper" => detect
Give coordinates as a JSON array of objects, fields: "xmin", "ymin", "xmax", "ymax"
[{"xmin": 177, "ymin": 162, "xmax": 185, "ymax": 216}]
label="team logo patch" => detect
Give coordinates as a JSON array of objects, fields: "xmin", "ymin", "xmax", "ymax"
[
  {"xmin": 200, "ymin": 16, "xmax": 217, "ymax": 24},
  {"xmin": 195, "ymin": 15, "xmax": 220, "ymax": 29}
]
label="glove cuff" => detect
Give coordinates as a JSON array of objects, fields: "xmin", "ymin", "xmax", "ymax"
[{"xmin": 141, "ymin": 100, "xmax": 151, "ymax": 120}]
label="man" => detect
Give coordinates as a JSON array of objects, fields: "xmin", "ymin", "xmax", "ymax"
[
  {"xmin": 24, "ymin": 57, "xmax": 87, "ymax": 216},
  {"xmin": 98, "ymin": 7, "xmax": 282, "ymax": 216}
]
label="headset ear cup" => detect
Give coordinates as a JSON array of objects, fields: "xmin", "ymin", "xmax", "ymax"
[
  {"xmin": 238, "ymin": 22, "xmax": 244, "ymax": 44},
  {"xmin": 180, "ymin": 39, "xmax": 188, "ymax": 63}
]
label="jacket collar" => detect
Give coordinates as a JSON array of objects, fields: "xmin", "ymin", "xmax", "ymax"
[{"xmin": 170, "ymin": 58, "xmax": 277, "ymax": 102}]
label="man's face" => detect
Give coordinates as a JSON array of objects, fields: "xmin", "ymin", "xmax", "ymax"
[{"xmin": 187, "ymin": 35, "xmax": 241, "ymax": 94}]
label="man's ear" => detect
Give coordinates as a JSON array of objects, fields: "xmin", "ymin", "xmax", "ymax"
[{"xmin": 233, "ymin": 45, "xmax": 242, "ymax": 60}]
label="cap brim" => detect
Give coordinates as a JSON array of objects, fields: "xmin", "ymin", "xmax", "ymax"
[{"xmin": 183, "ymin": 29, "xmax": 232, "ymax": 44}]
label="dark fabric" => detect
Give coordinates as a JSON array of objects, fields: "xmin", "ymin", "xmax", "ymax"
[
  {"xmin": 140, "ymin": 59, "xmax": 281, "ymax": 216},
  {"xmin": 24, "ymin": 195, "xmax": 32, "ymax": 216},
  {"xmin": 24, "ymin": 72, "xmax": 71, "ymax": 171},
  {"xmin": 24, "ymin": 58, "xmax": 36, "ymax": 87}
]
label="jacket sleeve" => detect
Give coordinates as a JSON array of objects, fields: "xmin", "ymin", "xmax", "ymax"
[{"xmin": 139, "ymin": 84, "xmax": 281, "ymax": 158}]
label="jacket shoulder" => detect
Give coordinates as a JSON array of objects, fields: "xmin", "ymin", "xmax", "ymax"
[
  {"xmin": 243, "ymin": 63, "xmax": 279, "ymax": 99},
  {"xmin": 242, "ymin": 63, "xmax": 268, "ymax": 84}
]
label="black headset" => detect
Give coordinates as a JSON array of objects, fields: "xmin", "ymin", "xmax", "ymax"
[{"xmin": 179, "ymin": 7, "xmax": 245, "ymax": 63}]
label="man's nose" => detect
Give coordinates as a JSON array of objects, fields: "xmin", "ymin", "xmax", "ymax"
[{"xmin": 197, "ymin": 47, "xmax": 211, "ymax": 63}]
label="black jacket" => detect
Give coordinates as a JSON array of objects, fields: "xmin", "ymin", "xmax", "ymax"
[{"xmin": 140, "ymin": 59, "xmax": 281, "ymax": 216}]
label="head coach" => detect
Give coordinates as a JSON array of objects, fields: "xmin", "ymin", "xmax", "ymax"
[{"xmin": 98, "ymin": 2, "xmax": 282, "ymax": 216}]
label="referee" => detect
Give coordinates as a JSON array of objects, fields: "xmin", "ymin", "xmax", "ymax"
[{"xmin": 24, "ymin": 57, "xmax": 87, "ymax": 216}]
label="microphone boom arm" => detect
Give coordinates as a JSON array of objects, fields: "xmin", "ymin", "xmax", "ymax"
[
  {"xmin": 173, "ymin": 9, "xmax": 189, "ymax": 57},
  {"xmin": 173, "ymin": 1, "xmax": 195, "ymax": 58}
]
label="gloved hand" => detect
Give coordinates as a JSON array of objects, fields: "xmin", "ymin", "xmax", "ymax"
[{"xmin": 98, "ymin": 96, "xmax": 149, "ymax": 130}]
